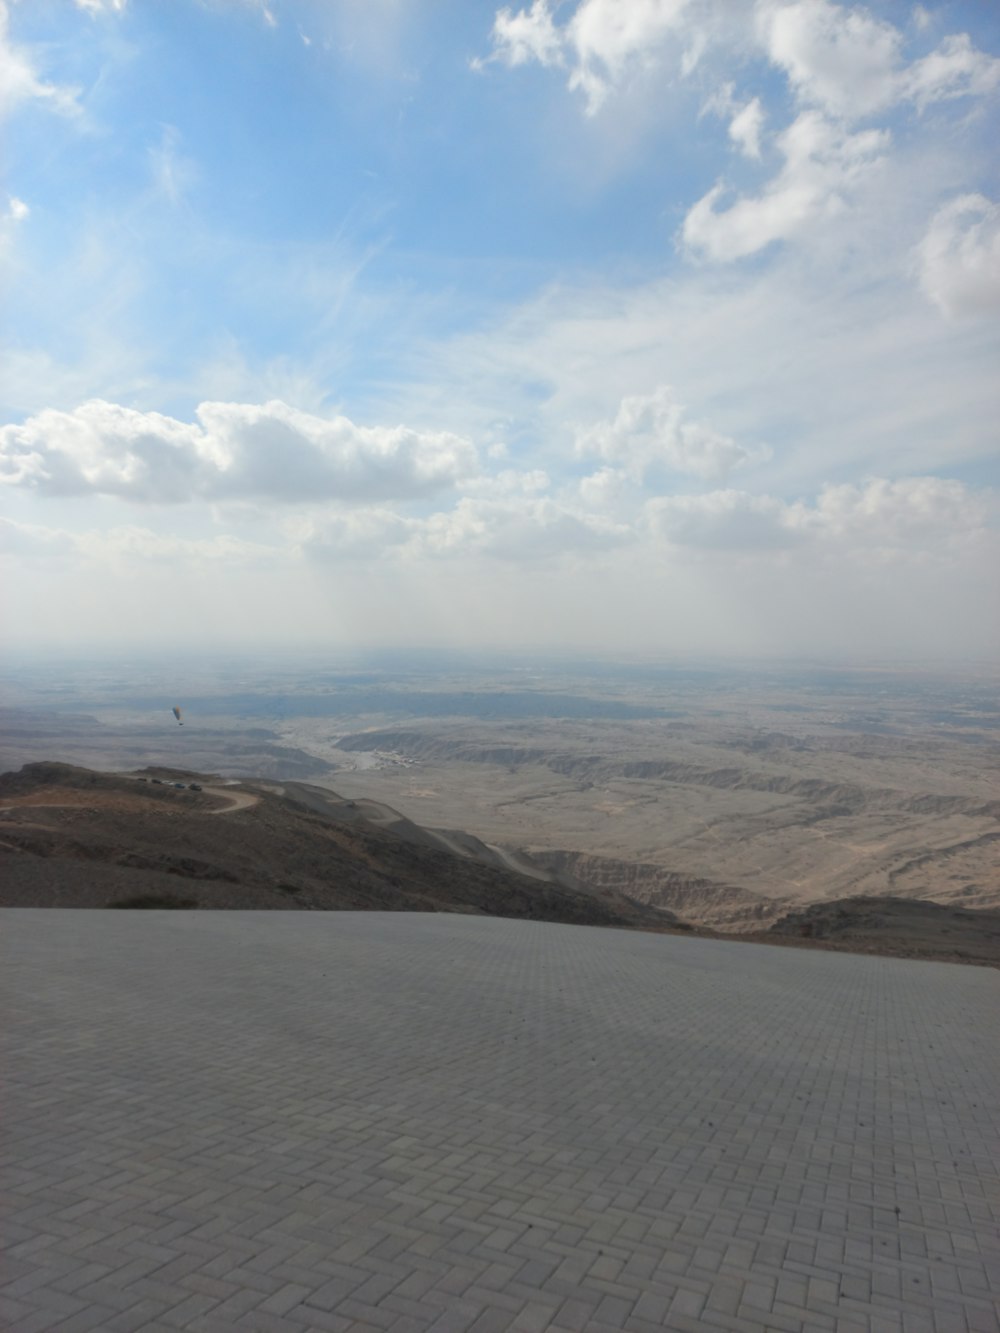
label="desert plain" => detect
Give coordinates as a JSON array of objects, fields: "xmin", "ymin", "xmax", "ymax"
[{"xmin": 2, "ymin": 653, "xmax": 997, "ymax": 938}]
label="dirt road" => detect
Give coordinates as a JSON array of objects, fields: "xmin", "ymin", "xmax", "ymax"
[{"xmin": 202, "ymin": 787, "xmax": 259, "ymax": 815}]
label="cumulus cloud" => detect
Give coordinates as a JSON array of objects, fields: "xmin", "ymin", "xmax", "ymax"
[
  {"xmin": 299, "ymin": 508, "xmax": 415, "ymax": 562},
  {"xmin": 576, "ymin": 466, "xmax": 629, "ymax": 510},
  {"xmin": 757, "ymin": 0, "xmax": 1000, "ymax": 119},
  {"xmin": 649, "ymin": 490, "xmax": 799, "ymax": 549},
  {"xmin": 485, "ymin": 0, "xmax": 691, "ymax": 113},
  {"xmin": 576, "ymin": 386, "xmax": 766, "ymax": 480},
  {"xmin": 484, "ymin": 0, "xmax": 1000, "ymax": 124},
  {"xmin": 299, "ymin": 493, "xmax": 632, "ymax": 564},
  {"xmin": 419, "ymin": 495, "xmax": 632, "ymax": 561},
  {"xmin": 807, "ymin": 475, "xmax": 990, "ymax": 541},
  {"xmin": 918, "ymin": 194, "xmax": 1000, "ymax": 318},
  {"xmin": 758, "ymin": 0, "xmax": 903, "ymax": 117},
  {"xmin": 0, "ymin": 399, "xmax": 478, "ymax": 503},
  {"xmin": 682, "ymin": 110, "xmax": 888, "ymax": 261},
  {"xmin": 0, "ymin": 2, "xmax": 79, "ymax": 117},
  {"xmin": 460, "ymin": 468, "xmax": 551, "ymax": 497},
  {"xmin": 650, "ymin": 476, "xmax": 989, "ymax": 551},
  {"xmin": 486, "ymin": 0, "xmax": 563, "ymax": 69}
]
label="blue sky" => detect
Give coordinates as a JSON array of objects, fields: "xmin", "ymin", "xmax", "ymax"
[{"xmin": 2, "ymin": 0, "xmax": 999, "ymax": 658}]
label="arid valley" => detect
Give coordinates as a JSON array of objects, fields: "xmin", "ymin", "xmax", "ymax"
[{"xmin": 2, "ymin": 653, "xmax": 997, "ymax": 958}]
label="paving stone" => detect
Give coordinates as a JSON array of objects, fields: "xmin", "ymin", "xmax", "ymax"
[{"xmin": 2, "ymin": 911, "xmax": 998, "ymax": 1333}]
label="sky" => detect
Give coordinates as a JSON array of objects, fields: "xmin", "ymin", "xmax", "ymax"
[{"xmin": 1, "ymin": 0, "xmax": 998, "ymax": 661}]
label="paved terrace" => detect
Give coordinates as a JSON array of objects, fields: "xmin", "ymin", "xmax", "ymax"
[{"xmin": 2, "ymin": 912, "xmax": 998, "ymax": 1333}]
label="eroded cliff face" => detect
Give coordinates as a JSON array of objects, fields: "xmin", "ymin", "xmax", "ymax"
[
  {"xmin": 527, "ymin": 848, "xmax": 789, "ymax": 931},
  {"xmin": 332, "ymin": 726, "xmax": 1000, "ymax": 918}
]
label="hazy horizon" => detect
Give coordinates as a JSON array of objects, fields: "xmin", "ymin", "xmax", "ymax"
[
  {"xmin": 2, "ymin": 641, "xmax": 998, "ymax": 675},
  {"xmin": 2, "ymin": 0, "xmax": 998, "ymax": 660}
]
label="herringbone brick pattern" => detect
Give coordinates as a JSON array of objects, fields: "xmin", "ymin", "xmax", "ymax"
[{"xmin": 2, "ymin": 910, "xmax": 998, "ymax": 1332}]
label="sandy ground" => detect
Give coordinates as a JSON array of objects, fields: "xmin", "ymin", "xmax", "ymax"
[{"xmin": 285, "ymin": 716, "xmax": 1000, "ymax": 929}]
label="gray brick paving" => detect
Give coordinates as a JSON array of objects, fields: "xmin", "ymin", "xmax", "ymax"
[{"xmin": 1, "ymin": 910, "xmax": 998, "ymax": 1333}]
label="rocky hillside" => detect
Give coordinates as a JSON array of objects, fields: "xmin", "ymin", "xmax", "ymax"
[
  {"xmin": 765, "ymin": 896, "xmax": 1000, "ymax": 967},
  {"xmin": 0, "ymin": 763, "xmax": 667, "ymax": 927}
]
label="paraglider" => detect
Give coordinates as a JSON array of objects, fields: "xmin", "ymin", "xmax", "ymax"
[{"xmin": 172, "ymin": 706, "xmax": 183, "ymax": 726}]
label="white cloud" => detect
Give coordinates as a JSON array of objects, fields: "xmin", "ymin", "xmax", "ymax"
[
  {"xmin": 758, "ymin": 0, "xmax": 903, "ymax": 117},
  {"xmin": 917, "ymin": 194, "xmax": 1000, "ymax": 318},
  {"xmin": 419, "ymin": 495, "xmax": 632, "ymax": 561},
  {"xmin": 806, "ymin": 475, "xmax": 989, "ymax": 542},
  {"xmin": 0, "ymin": 516, "xmax": 76, "ymax": 560},
  {"xmin": 382, "ymin": 213, "xmax": 998, "ymax": 500},
  {"xmin": 0, "ymin": 1, "xmax": 79, "ymax": 118},
  {"xmin": 460, "ymin": 468, "xmax": 551, "ymax": 497},
  {"xmin": 577, "ymin": 385, "xmax": 765, "ymax": 480},
  {"xmin": 566, "ymin": 0, "xmax": 691, "ymax": 112},
  {"xmin": 650, "ymin": 476, "xmax": 990, "ymax": 551},
  {"xmin": 0, "ymin": 194, "xmax": 29, "ymax": 262},
  {"xmin": 682, "ymin": 110, "xmax": 888, "ymax": 261},
  {"xmin": 76, "ymin": 525, "xmax": 276, "ymax": 563},
  {"xmin": 487, "ymin": 0, "xmax": 563, "ymax": 70},
  {"xmin": 576, "ymin": 466, "xmax": 629, "ymax": 510},
  {"xmin": 297, "ymin": 492, "xmax": 632, "ymax": 564},
  {"xmin": 299, "ymin": 508, "xmax": 415, "ymax": 561},
  {"xmin": 0, "ymin": 515, "xmax": 276, "ymax": 565},
  {"xmin": 0, "ymin": 399, "xmax": 478, "ymax": 503},
  {"xmin": 18, "ymin": 460, "xmax": 975, "ymax": 571},
  {"xmin": 729, "ymin": 97, "xmax": 765, "ymax": 159},
  {"xmin": 484, "ymin": 0, "xmax": 1000, "ymax": 124},
  {"xmin": 757, "ymin": 0, "xmax": 1000, "ymax": 119},
  {"xmin": 701, "ymin": 85, "xmax": 766, "ymax": 159},
  {"xmin": 485, "ymin": 0, "xmax": 691, "ymax": 113},
  {"xmin": 912, "ymin": 6, "xmax": 932, "ymax": 35},
  {"xmin": 74, "ymin": 0, "xmax": 128, "ymax": 13},
  {"xmin": 650, "ymin": 489, "xmax": 800, "ymax": 549},
  {"xmin": 903, "ymin": 33, "xmax": 1000, "ymax": 108}
]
